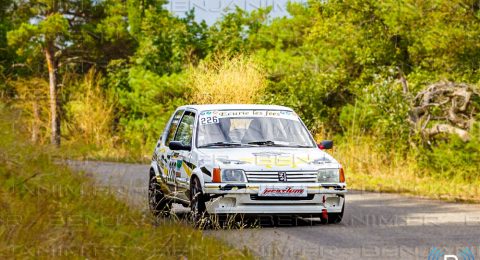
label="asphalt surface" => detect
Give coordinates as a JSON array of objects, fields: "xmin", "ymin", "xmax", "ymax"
[{"xmin": 68, "ymin": 160, "xmax": 480, "ymax": 260}]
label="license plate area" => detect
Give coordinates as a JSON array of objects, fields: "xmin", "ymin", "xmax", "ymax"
[{"xmin": 258, "ymin": 185, "xmax": 307, "ymax": 197}]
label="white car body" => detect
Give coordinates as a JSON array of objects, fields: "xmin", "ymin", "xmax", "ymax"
[{"xmin": 149, "ymin": 104, "xmax": 346, "ymax": 219}]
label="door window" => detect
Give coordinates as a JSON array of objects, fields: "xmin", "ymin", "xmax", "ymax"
[
  {"xmin": 174, "ymin": 111, "xmax": 196, "ymax": 146},
  {"xmin": 165, "ymin": 110, "xmax": 184, "ymax": 146}
]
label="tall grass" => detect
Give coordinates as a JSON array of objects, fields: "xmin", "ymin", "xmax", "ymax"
[
  {"xmin": 60, "ymin": 69, "xmax": 148, "ymax": 162},
  {"xmin": 65, "ymin": 69, "xmax": 114, "ymax": 146},
  {"xmin": 11, "ymin": 77, "xmax": 50, "ymax": 144},
  {"xmin": 0, "ymin": 107, "xmax": 252, "ymax": 259},
  {"xmin": 189, "ymin": 54, "xmax": 266, "ymax": 104},
  {"xmin": 332, "ymin": 136, "xmax": 480, "ymax": 202}
]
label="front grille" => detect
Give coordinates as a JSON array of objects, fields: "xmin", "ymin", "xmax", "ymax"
[
  {"xmin": 250, "ymin": 194, "xmax": 315, "ymax": 200},
  {"xmin": 245, "ymin": 171, "xmax": 317, "ymax": 183}
]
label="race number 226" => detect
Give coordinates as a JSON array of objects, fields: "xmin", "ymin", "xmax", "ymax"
[{"xmin": 200, "ymin": 116, "xmax": 219, "ymax": 125}]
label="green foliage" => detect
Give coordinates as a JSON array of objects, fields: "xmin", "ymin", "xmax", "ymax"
[
  {"xmin": 339, "ymin": 71, "xmax": 411, "ymax": 153},
  {"xmin": 7, "ymin": 0, "xmax": 135, "ymax": 77},
  {"xmin": 0, "ymin": 0, "xmax": 15, "ymax": 95},
  {"xmin": 41, "ymin": 13, "xmax": 70, "ymax": 38},
  {"xmin": 8, "ymin": 7, "xmax": 68, "ymax": 55},
  {"xmin": 4, "ymin": 0, "xmax": 480, "ymax": 185},
  {"xmin": 418, "ymin": 123, "xmax": 480, "ymax": 181},
  {"xmin": 207, "ymin": 7, "xmax": 271, "ymax": 55},
  {"xmin": 254, "ymin": 0, "xmax": 480, "ymax": 125},
  {"xmin": 6, "ymin": 23, "xmax": 40, "ymax": 56},
  {"xmin": 133, "ymin": 7, "xmax": 207, "ymax": 75},
  {"xmin": 126, "ymin": 0, "xmax": 168, "ymax": 38},
  {"xmin": 107, "ymin": 62, "xmax": 189, "ymax": 150},
  {"xmin": 96, "ymin": 0, "xmax": 131, "ymax": 41}
]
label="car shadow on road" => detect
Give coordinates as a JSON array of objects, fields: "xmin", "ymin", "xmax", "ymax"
[
  {"xmin": 159, "ymin": 189, "xmax": 480, "ymax": 230},
  {"xmin": 158, "ymin": 209, "xmax": 327, "ymax": 229}
]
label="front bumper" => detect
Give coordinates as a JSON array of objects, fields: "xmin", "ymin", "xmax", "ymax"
[{"xmin": 204, "ymin": 183, "xmax": 346, "ymax": 215}]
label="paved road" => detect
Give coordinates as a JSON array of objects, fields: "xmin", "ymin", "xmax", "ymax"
[{"xmin": 68, "ymin": 161, "xmax": 480, "ymax": 260}]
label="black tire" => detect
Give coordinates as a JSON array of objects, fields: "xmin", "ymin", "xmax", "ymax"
[
  {"xmin": 327, "ymin": 203, "xmax": 345, "ymax": 224},
  {"xmin": 190, "ymin": 177, "xmax": 207, "ymax": 228},
  {"xmin": 148, "ymin": 175, "xmax": 171, "ymax": 216}
]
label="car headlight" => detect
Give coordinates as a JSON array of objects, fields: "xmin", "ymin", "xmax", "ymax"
[
  {"xmin": 317, "ymin": 169, "xmax": 340, "ymax": 183},
  {"xmin": 222, "ymin": 169, "xmax": 246, "ymax": 182}
]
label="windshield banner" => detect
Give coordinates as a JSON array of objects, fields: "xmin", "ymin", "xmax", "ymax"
[{"xmin": 199, "ymin": 110, "xmax": 298, "ymax": 125}]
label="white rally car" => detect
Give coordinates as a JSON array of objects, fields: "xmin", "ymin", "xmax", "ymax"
[{"xmin": 148, "ymin": 104, "xmax": 346, "ymax": 225}]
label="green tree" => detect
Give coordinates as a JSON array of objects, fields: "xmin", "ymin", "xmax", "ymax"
[
  {"xmin": 0, "ymin": 0, "xmax": 16, "ymax": 95},
  {"xmin": 126, "ymin": 0, "xmax": 167, "ymax": 38},
  {"xmin": 207, "ymin": 7, "xmax": 271, "ymax": 56},
  {"xmin": 7, "ymin": 0, "xmax": 133, "ymax": 146},
  {"xmin": 8, "ymin": 12, "xmax": 68, "ymax": 145},
  {"xmin": 132, "ymin": 7, "xmax": 208, "ymax": 75}
]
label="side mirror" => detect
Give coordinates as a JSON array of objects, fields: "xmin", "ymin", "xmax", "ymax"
[
  {"xmin": 318, "ymin": 140, "xmax": 333, "ymax": 150},
  {"xmin": 169, "ymin": 141, "xmax": 191, "ymax": 151}
]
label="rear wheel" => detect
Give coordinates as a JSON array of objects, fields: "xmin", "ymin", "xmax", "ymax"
[
  {"xmin": 190, "ymin": 177, "xmax": 207, "ymax": 228},
  {"xmin": 148, "ymin": 175, "xmax": 171, "ymax": 216}
]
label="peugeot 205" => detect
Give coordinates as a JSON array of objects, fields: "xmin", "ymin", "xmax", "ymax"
[{"xmin": 148, "ymin": 104, "xmax": 346, "ymax": 226}]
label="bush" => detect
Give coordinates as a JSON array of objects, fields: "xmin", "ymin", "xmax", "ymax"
[
  {"xmin": 189, "ymin": 54, "xmax": 266, "ymax": 104},
  {"xmin": 339, "ymin": 72, "xmax": 411, "ymax": 155},
  {"xmin": 65, "ymin": 69, "xmax": 113, "ymax": 146},
  {"xmin": 258, "ymin": 49, "xmax": 351, "ymax": 133},
  {"xmin": 106, "ymin": 60, "xmax": 190, "ymax": 154},
  {"xmin": 418, "ymin": 122, "xmax": 480, "ymax": 181}
]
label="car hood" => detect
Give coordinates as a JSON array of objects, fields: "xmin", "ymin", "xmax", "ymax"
[{"xmin": 195, "ymin": 147, "xmax": 340, "ymax": 171}]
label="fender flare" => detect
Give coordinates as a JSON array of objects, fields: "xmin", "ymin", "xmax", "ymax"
[
  {"xmin": 190, "ymin": 167, "xmax": 206, "ymax": 194},
  {"xmin": 150, "ymin": 161, "xmax": 160, "ymax": 177}
]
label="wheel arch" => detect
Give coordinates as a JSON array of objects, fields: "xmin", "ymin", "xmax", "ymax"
[
  {"xmin": 190, "ymin": 168, "xmax": 205, "ymax": 194},
  {"xmin": 150, "ymin": 161, "xmax": 161, "ymax": 177}
]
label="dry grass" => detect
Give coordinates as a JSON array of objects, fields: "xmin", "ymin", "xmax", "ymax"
[
  {"xmin": 0, "ymin": 107, "xmax": 252, "ymax": 259},
  {"xmin": 331, "ymin": 136, "xmax": 480, "ymax": 202},
  {"xmin": 59, "ymin": 69, "xmax": 151, "ymax": 163},
  {"xmin": 189, "ymin": 54, "xmax": 266, "ymax": 104},
  {"xmin": 11, "ymin": 77, "xmax": 50, "ymax": 144},
  {"xmin": 65, "ymin": 69, "xmax": 114, "ymax": 146},
  {"xmin": 55, "ymin": 142, "xmax": 150, "ymax": 163}
]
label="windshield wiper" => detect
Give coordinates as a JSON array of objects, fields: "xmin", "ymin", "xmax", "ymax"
[
  {"xmin": 247, "ymin": 141, "xmax": 312, "ymax": 148},
  {"xmin": 288, "ymin": 145, "xmax": 314, "ymax": 148},
  {"xmin": 247, "ymin": 140, "xmax": 278, "ymax": 146},
  {"xmin": 198, "ymin": 141, "xmax": 243, "ymax": 148}
]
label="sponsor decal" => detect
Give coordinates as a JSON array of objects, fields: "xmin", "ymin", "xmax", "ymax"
[
  {"xmin": 199, "ymin": 110, "xmax": 299, "ymax": 125},
  {"xmin": 176, "ymin": 159, "xmax": 183, "ymax": 170},
  {"xmin": 258, "ymin": 186, "xmax": 307, "ymax": 197}
]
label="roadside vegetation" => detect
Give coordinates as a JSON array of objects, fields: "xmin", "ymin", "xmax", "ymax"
[
  {"xmin": 1, "ymin": 0, "xmax": 479, "ymax": 201},
  {"xmin": 0, "ymin": 106, "xmax": 251, "ymax": 258}
]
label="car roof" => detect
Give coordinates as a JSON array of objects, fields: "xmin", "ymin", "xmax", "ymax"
[{"xmin": 178, "ymin": 104, "xmax": 294, "ymax": 112}]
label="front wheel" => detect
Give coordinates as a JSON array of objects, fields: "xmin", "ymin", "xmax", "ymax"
[
  {"xmin": 328, "ymin": 203, "xmax": 345, "ymax": 224},
  {"xmin": 190, "ymin": 177, "xmax": 207, "ymax": 228},
  {"xmin": 148, "ymin": 175, "xmax": 171, "ymax": 216}
]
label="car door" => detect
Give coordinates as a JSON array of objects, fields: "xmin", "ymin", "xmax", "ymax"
[
  {"xmin": 159, "ymin": 109, "xmax": 184, "ymax": 193},
  {"xmin": 170, "ymin": 111, "xmax": 196, "ymax": 201}
]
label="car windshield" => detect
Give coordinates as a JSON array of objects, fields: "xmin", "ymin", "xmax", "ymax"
[{"xmin": 196, "ymin": 110, "xmax": 316, "ymax": 148}]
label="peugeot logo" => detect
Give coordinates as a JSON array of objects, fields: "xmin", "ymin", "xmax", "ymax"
[{"xmin": 278, "ymin": 172, "xmax": 287, "ymax": 182}]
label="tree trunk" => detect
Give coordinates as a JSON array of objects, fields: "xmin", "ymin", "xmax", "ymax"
[
  {"xmin": 31, "ymin": 96, "xmax": 39, "ymax": 143},
  {"xmin": 45, "ymin": 44, "xmax": 61, "ymax": 146}
]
